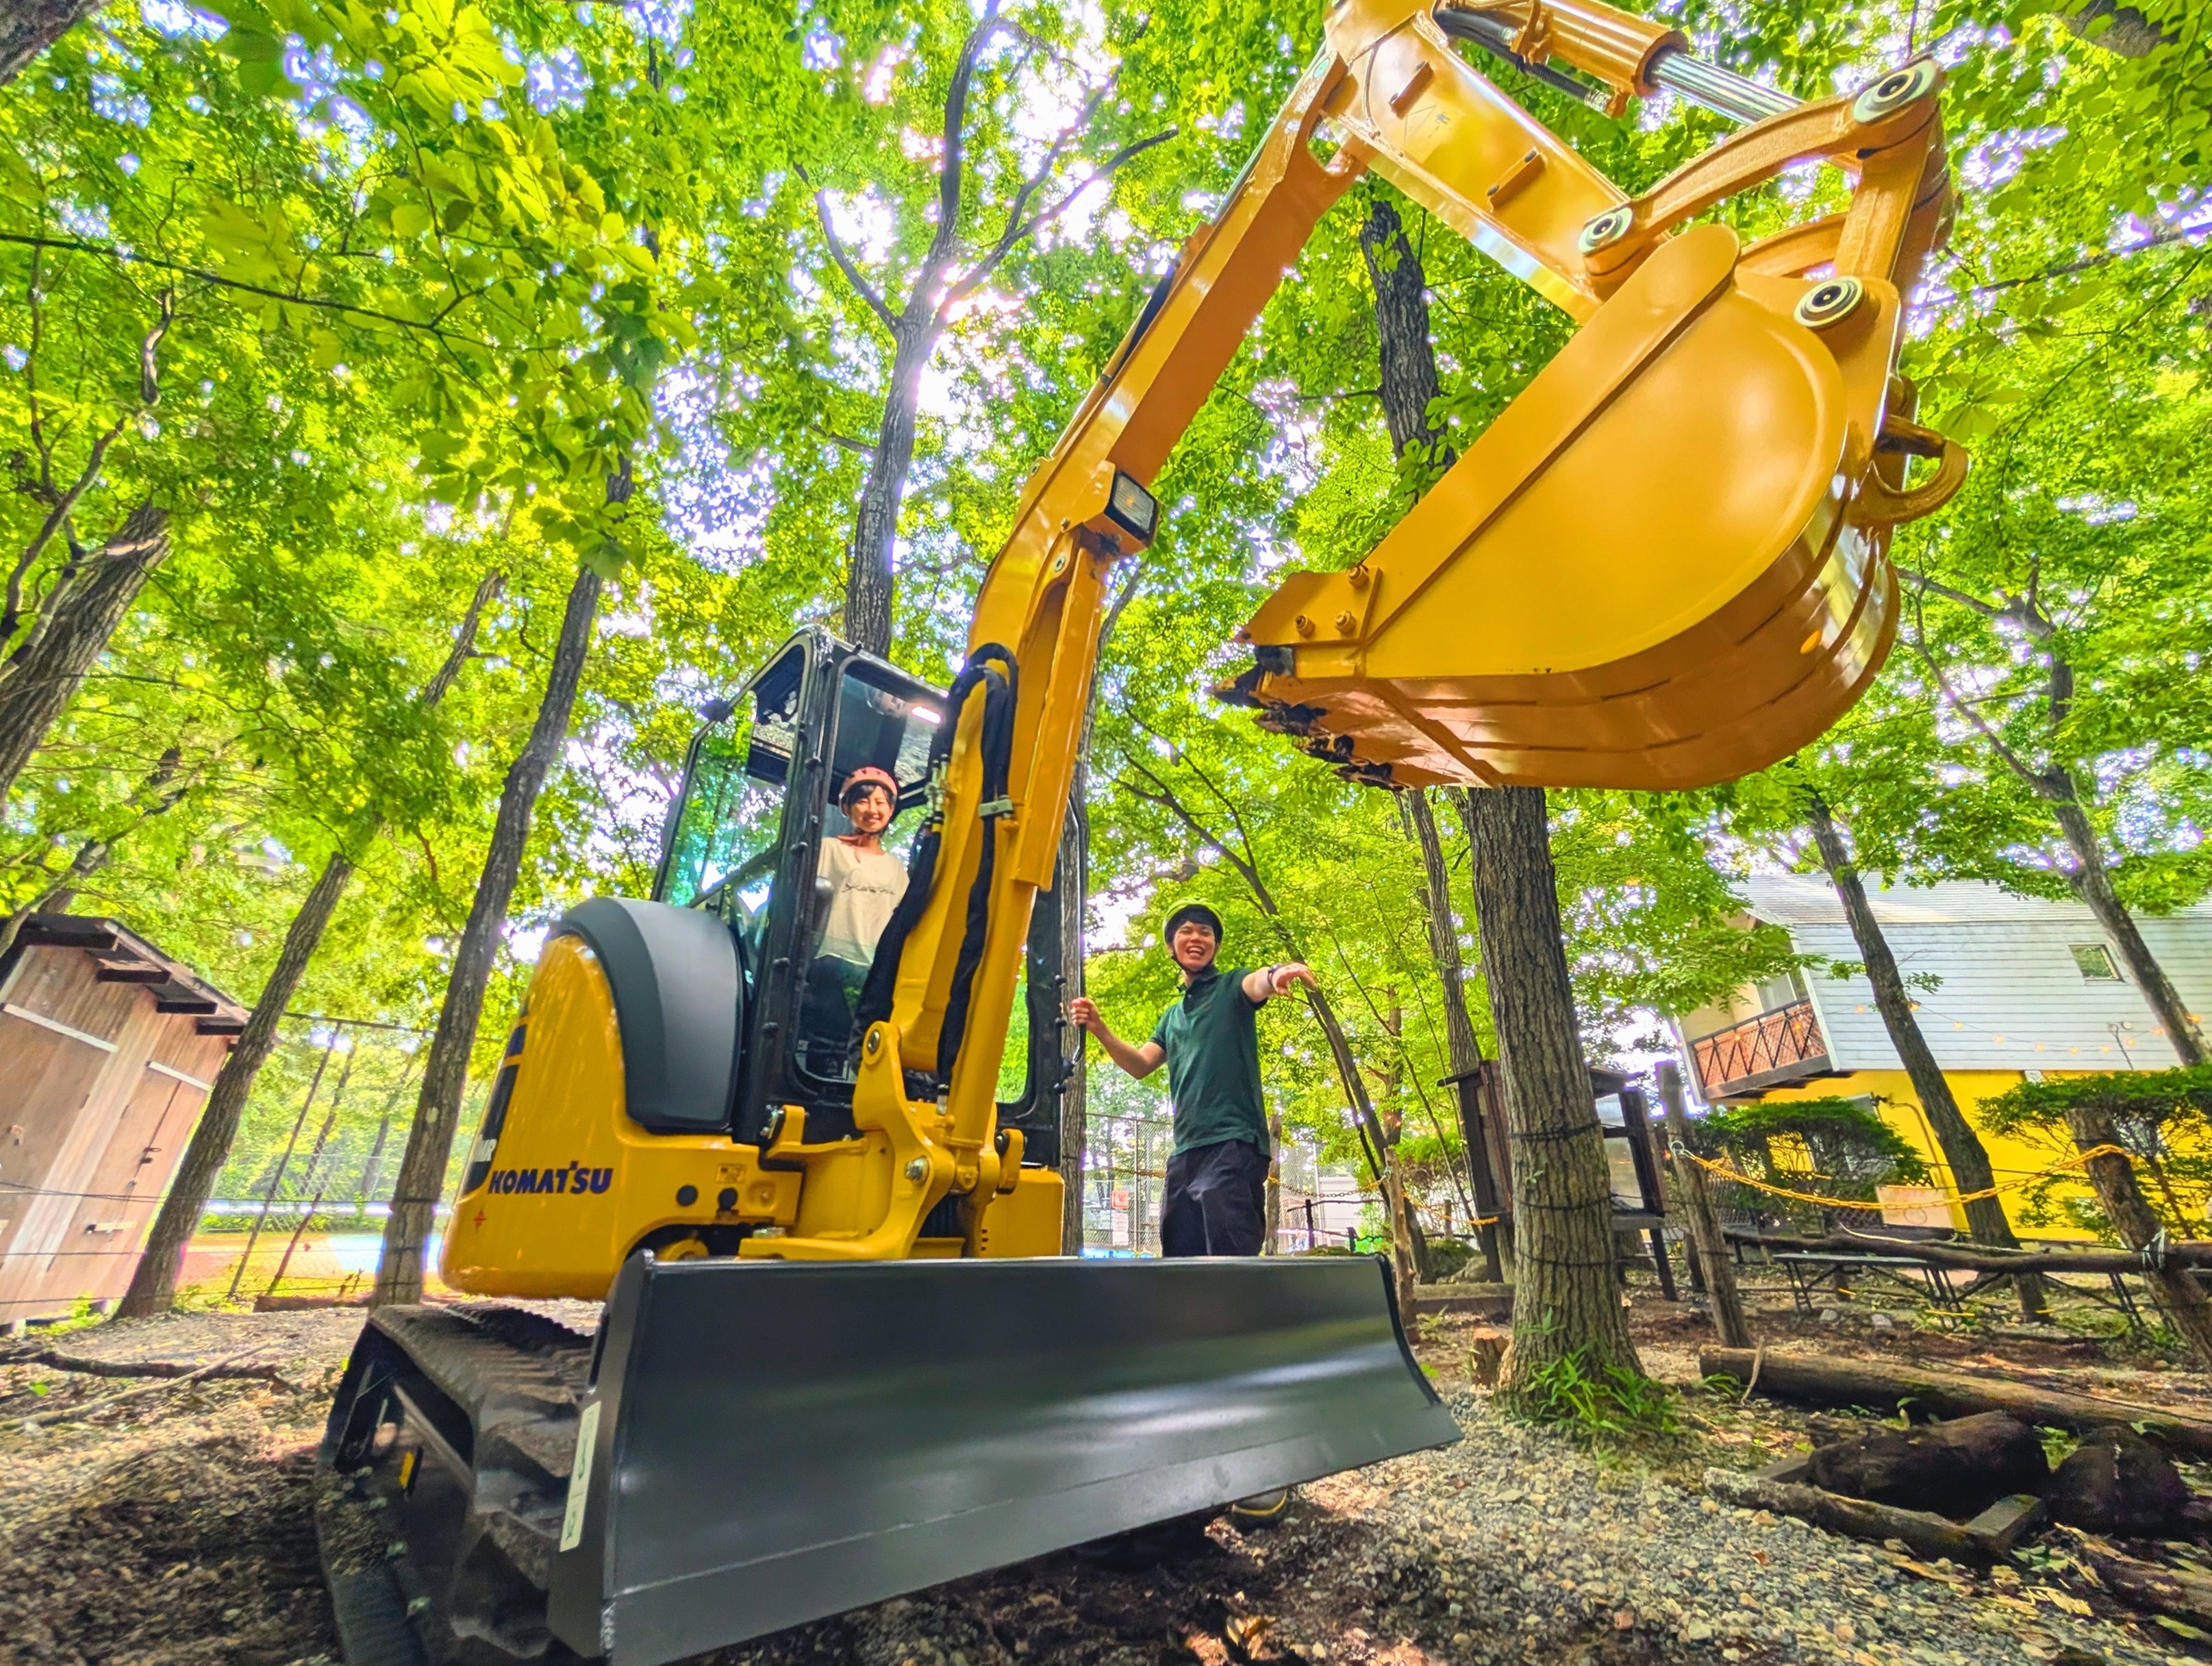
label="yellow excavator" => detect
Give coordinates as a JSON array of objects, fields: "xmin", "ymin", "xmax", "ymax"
[{"xmin": 316, "ymin": 3, "xmax": 1962, "ymax": 1661}]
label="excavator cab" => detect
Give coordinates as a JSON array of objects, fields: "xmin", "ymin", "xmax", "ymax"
[{"xmin": 646, "ymin": 629, "xmax": 1066, "ymax": 1156}]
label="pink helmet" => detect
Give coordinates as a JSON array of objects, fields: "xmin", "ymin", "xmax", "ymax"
[{"xmin": 840, "ymin": 766, "xmax": 899, "ymax": 810}]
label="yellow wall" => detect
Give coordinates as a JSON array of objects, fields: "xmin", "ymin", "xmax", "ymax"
[{"xmin": 1751, "ymin": 1070, "xmax": 2102, "ymax": 1242}]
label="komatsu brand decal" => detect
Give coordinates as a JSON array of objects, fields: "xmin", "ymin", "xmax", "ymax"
[{"xmin": 489, "ymin": 1162, "xmax": 613, "ymax": 1196}]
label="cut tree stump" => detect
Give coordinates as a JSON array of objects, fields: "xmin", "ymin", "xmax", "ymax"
[
  {"xmin": 1700, "ymin": 1347, "xmax": 2212, "ymax": 1457},
  {"xmin": 1706, "ymin": 1468, "xmax": 2044, "ymax": 1563}
]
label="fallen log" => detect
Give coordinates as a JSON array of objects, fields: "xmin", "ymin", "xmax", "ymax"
[
  {"xmin": 1722, "ymin": 1226, "xmax": 2212, "ymax": 1278},
  {"xmin": 1700, "ymin": 1347, "xmax": 2212, "ymax": 1458},
  {"xmin": 1705, "ymin": 1468, "xmax": 2042, "ymax": 1564},
  {"xmin": 0, "ymin": 1347, "xmax": 286, "ymax": 1383},
  {"xmin": 16, "ymin": 1343, "xmax": 275, "ymax": 1429},
  {"xmin": 2061, "ymin": 1529, "xmax": 2212, "ymax": 1630}
]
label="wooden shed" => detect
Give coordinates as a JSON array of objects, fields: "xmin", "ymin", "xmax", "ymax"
[{"xmin": 0, "ymin": 913, "xmax": 246, "ymax": 1326}]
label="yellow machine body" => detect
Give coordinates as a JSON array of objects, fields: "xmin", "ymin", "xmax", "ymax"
[{"xmin": 438, "ymin": 935, "xmax": 1062, "ymax": 1298}]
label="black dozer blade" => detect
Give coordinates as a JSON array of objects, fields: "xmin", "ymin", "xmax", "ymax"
[{"xmin": 318, "ymin": 1253, "xmax": 1459, "ymax": 1666}]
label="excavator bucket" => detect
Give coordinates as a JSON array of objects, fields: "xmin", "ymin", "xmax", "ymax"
[
  {"xmin": 1229, "ymin": 223, "xmax": 1946, "ymax": 793},
  {"xmin": 319, "ymin": 1252, "xmax": 1456, "ymax": 1666}
]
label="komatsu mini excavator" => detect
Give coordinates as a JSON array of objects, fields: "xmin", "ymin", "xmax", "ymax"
[{"xmin": 318, "ymin": 2, "xmax": 1964, "ymax": 1660}]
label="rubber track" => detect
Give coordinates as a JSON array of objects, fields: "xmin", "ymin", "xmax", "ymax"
[{"xmin": 326, "ymin": 1304, "xmax": 597, "ymax": 1663}]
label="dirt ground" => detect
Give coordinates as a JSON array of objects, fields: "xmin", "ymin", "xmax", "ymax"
[{"xmin": 3, "ymin": 1281, "xmax": 2211, "ymax": 1666}]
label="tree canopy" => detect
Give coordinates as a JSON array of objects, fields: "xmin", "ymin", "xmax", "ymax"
[{"xmin": 4, "ymin": 0, "xmax": 2207, "ymax": 1256}]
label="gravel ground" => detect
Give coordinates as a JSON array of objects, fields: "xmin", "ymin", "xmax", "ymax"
[{"xmin": 1, "ymin": 1300, "xmax": 2207, "ymax": 1666}]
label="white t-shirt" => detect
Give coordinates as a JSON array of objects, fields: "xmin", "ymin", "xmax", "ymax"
[{"xmin": 817, "ymin": 838, "xmax": 908, "ymax": 965}]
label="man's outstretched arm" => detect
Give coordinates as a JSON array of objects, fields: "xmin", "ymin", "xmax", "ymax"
[
  {"xmin": 1067, "ymin": 997, "xmax": 1166, "ymax": 1080},
  {"xmin": 1242, "ymin": 962, "xmax": 1317, "ymax": 1005}
]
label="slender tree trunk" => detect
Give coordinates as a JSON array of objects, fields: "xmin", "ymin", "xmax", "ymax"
[
  {"xmin": 115, "ymin": 575, "xmax": 499, "ymax": 1317},
  {"xmin": 2069, "ymin": 1106, "xmax": 2212, "ymax": 1368},
  {"xmin": 2042, "ymin": 786, "xmax": 2207, "ymax": 1065},
  {"xmin": 844, "ymin": 321, "xmax": 935, "ymax": 656},
  {"xmin": 1460, "ymin": 784, "xmax": 1641, "ymax": 1392},
  {"xmin": 1403, "ymin": 788, "xmax": 1504, "ymax": 1277},
  {"xmin": 1804, "ymin": 793, "xmax": 2050, "ymax": 1320},
  {"xmin": 117, "ymin": 854, "xmax": 355, "ymax": 1315},
  {"xmin": 1264, "ymin": 1108, "xmax": 1283, "ymax": 1255},
  {"xmin": 0, "ymin": 0, "xmax": 101, "ymax": 86},
  {"xmin": 374, "ymin": 564, "xmax": 605, "ymax": 1305},
  {"xmin": 1654, "ymin": 1059, "xmax": 1754, "ymax": 1347},
  {"xmin": 0, "ymin": 503, "xmax": 167, "ymax": 807}
]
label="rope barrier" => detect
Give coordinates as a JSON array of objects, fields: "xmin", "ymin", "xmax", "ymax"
[{"xmin": 1679, "ymin": 1144, "xmax": 2130, "ymax": 1211}]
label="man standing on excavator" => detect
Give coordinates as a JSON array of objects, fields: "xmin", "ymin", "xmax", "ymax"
[{"xmin": 1069, "ymin": 902, "xmax": 1316, "ymax": 1256}]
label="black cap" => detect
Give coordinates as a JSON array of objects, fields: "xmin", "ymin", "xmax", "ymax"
[{"xmin": 1161, "ymin": 900, "xmax": 1224, "ymax": 947}]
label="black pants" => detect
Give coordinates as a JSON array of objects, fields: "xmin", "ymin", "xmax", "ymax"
[{"xmin": 1160, "ymin": 1138, "xmax": 1268, "ymax": 1257}]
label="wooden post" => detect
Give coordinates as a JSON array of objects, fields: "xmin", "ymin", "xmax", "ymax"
[
  {"xmin": 1655, "ymin": 1059, "xmax": 1753, "ymax": 1349},
  {"xmin": 1444, "ymin": 1064, "xmax": 1506, "ymax": 1282}
]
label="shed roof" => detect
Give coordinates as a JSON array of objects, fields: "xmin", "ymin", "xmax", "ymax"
[{"xmin": 11, "ymin": 913, "xmax": 248, "ymax": 1036}]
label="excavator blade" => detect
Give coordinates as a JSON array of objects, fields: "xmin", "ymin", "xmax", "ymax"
[
  {"xmin": 553, "ymin": 1253, "xmax": 1455, "ymax": 1665},
  {"xmin": 318, "ymin": 1253, "xmax": 1456, "ymax": 1666}
]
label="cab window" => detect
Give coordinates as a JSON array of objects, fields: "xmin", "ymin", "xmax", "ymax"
[{"xmin": 657, "ymin": 649, "xmax": 803, "ymax": 958}]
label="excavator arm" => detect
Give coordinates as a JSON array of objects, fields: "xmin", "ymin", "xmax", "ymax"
[{"xmin": 754, "ymin": 0, "xmax": 1965, "ymax": 1265}]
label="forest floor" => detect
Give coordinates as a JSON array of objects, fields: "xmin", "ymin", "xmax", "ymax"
[{"xmin": 1, "ymin": 1282, "xmax": 2209, "ymax": 1666}]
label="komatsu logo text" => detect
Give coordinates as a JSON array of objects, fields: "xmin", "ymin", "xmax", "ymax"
[{"xmin": 490, "ymin": 1163, "xmax": 612, "ymax": 1196}]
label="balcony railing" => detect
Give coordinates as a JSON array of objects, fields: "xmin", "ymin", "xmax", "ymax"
[{"xmin": 1690, "ymin": 999, "xmax": 1830, "ymax": 1098}]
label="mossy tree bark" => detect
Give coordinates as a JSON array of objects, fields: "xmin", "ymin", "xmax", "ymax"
[
  {"xmin": 1461, "ymin": 784, "xmax": 1640, "ymax": 1392},
  {"xmin": 0, "ymin": 0, "xmax": 101, "ymax": 85},
  {"xmin": 1805, "ymin": 791, "xmax": 2048, "ymax": 1320}
]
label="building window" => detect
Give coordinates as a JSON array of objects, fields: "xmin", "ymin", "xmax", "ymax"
[
  {"xmin": 2071, "ymin": 943, "xmax": 2124, "ymax": 983},
  {"xmin": 1755, "ymin": 969, "xmax": 1810, "ymax": 1012}
]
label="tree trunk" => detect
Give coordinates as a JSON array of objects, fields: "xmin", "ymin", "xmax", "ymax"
[
  {"xmin": 1264, "ymin": 1107, "xmax": 1283, "ymax": 1255},
  {"xmin": 2068, "ymin": 1106, "xmax": 2212, "ymax": 1369},
  {"xmin": 844, "ymin": 320, "xmax": 935, "ymax": 656},
  {"xmin": 0, "ymin": 503, "xmax": 168, "ymax": 806},
  {"xmin": 2040, "ymin": 785, "xmax": 2207, "ymax": 1065},
  {"xmin": 1402, "ymin": 787, "xmax": 1504, "ymax": 1278},
  {"xmin": 374, "ymin": 564, "xmax": 604, "ymax": 1305},
  {"xmin": 116, "ymin": 852, "xmax": 355, "ymax": 1315},
  {"xmin": 1654, "ymin": 1059, "xmax": 1753, "ymax": 1347},
  {"xmin": 1804, "ymin": 793, "xmax": 2048, "ymax": 1319},
  {"xmin": 0, "ymin": 0, "xmax": 101, "ymax": 86},
  {"xmin": 114, "ymin": 574, "xmax": 498, "ymax": 1317},
  {"xmin": 1460, "ymin": 784, "xmax": 1640, "ymax": 1391},
  {"xmin": 1356, "ymin": 195, "xmax": 1455, "ymax": 477}
]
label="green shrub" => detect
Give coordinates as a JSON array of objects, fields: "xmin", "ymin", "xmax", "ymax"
[{"xmin": 1511, "ymin": 1347, "xmax": 1680, "ymax": 1445}]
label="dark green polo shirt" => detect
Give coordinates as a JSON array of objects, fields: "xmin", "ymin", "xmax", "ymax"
[{"xmin": 1149, "ymin": 965, "xmax": 1269, "ymax": 1156}]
